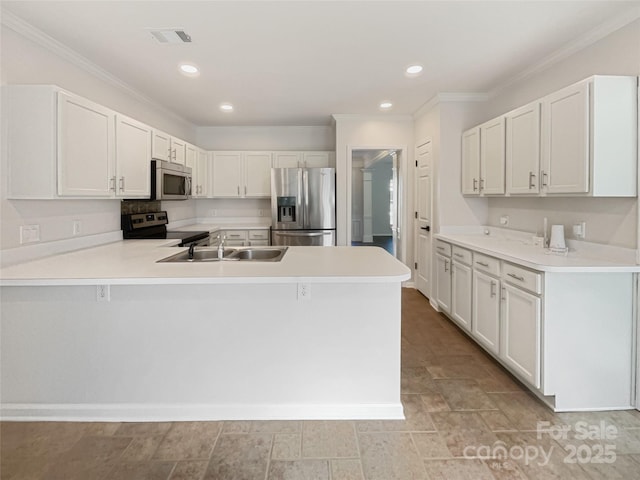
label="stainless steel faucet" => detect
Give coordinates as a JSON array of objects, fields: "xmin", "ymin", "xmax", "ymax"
[
  {"xmin": 188, "ymin": 242, "xmax": 196, "ymax": 260},
  {"xmin": 217, "ymin": 234, "xmax": 226, "ymax": 259}
]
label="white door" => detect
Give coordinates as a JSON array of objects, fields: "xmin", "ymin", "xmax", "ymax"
[
  {"xmin": 501, "ymin": 283, "xmax": 541, "ymax": 388},
  {"xmin": 435, "ymin": 254, "xmax": 451, "ymax": 313},
  {"xmin": 244, "ymin": 152, "xmax": 272, "ymax": 197},
  {"xmin": 115, "ymin": 114, "xmax": 151, "ymax": 198},
  {"xmin": 196, "ymin": 149, "xmax": 210, "ymax": 197},
  {"xmin": 472, "ymin": 270, "xmax": 501, "ymax": 355},
  {"xmin": 303, "ymin": 152, "xmax": 333, "ymax": 168},
  {"xmin": 451, "ymin": 261, "xmax": 472, "ymax": 332},
  {"xmin": 57, "ymin": 92, "xmax": 114, "ymax": 197},
  {"xmin": 212, "ymin": 152, "xmax": 242, "ymax": 197},
  {"xmin": 461, "ymin": 127, "xmax": 481, "ymax": 195},
  {"xmin": 480, "ymin": 117, "xmax": 506, "ymax": 194},
  {"xmin": 151, "ymin": 129, "xmax": 171, "ymax": 161},
  {"xmin": 274, "ymin": 152, "xmax": 301, "ymax": 168},
  {"xmin": 171, "ymin": 137, "xmax": 186, "ymax": 166},
  {"xmin": 506, "ymin": 102, "xmax": 540, "ymax": 195},
  {"xmin": 541, "ymin": 81, "xmax": 590, "ymax": 194},
  {"xmin": 415, "ymin": 141, "xmax": 432, "ymax": 296}
]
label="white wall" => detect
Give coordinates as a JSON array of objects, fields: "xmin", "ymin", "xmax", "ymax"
[
  {"xmin": 334, "ymin": 115, "xmax": 414, "ymax": 267},
  {"xmin": 1, "ymin": 26, "xmax": 198, "ymax": 255},
  {"xmin": 196, "ymin": 126, "xmax": 335, "ymax": 151},
  {"xmin": 481, "ymin": 18, "xmax": 640, "ymax": 248}
]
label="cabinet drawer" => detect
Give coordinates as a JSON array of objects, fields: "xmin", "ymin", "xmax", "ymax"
[
  {"xmin": 473, "ymin": 253, "xmax": 500, "ymax": 276},
  {"xmin": 248, "ymin": 229, "xmax": 269, "ymax": 240},
  {"xmin": 249, "ymin": 240, "xmax": 269, "ymax": 246},
  {"xmin": 502, "ymin": 262, "xmax": 542, "ymax": 295},
  {"xmin": 452, "ymin": 246, "xmax": 472, "ymax": 265},
  {"xmin": 435, "ymin": 240, "xmax": 452, "ymax": 257},
  {"xmin": 221, "ymin": 230, "xmax": 248, "ymax": 241}
]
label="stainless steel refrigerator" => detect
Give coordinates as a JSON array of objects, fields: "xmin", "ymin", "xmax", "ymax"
[{"xmin": 271, "ymin": 167, "xmax": 336, "ymax": 246}]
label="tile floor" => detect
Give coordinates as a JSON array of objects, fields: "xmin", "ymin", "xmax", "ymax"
[{"xmin": 3, "ymin": 288, "xmax": 640, "ymax": 479}]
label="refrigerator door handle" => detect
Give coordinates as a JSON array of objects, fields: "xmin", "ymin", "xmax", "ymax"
[
  {"xmin": 302, "ymin": 169, "xmax": 309, "ymax": 229},
  {"xmin": 274, "ymin": 231, "xmax": 329, "ymax": 237}
]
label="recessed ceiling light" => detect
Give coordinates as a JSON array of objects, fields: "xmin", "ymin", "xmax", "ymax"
[
  {"xmin": 179, "ymin": 63, "xmax": 199, "ymax": 76},
  {"xmin": 379, "ymin": 102, "xmax": 393, "ymax": 110},
  {"xmin": 405, "ymin": 64, "xmax": 424, "ymax": 77},
  {"xmin": 220, "ymin": 103, "xmax": 234, "ymax": 112}
]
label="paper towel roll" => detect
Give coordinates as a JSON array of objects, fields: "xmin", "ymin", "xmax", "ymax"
[{"xmin": 549, "ymin": 224, "xmax": 566, "ymax": 249}]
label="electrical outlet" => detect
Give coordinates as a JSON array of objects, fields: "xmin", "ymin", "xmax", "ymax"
[
  {"xmin": 20, "ymin": 224, "xmax": 40, "ymax": 244},
  {"xmin": 210, "ymin": 209, "xmax": 217, "ymax": 217},
  {"xmin": 297, "ymin": 283, "xmax": 311, "ymax": 301},
  {"xmin": 499, "ymin": 215, "xmax": 509, "ymax": 226},
  {"xmin": 73, "ymin": 220, "xmax": 82, "ymax": 236},
  {"xmin": 96, "ymin": 285, "xmax": 110, "ymax": 302},
  {"xmin": 258, "ymin": 209, "xmax": 264, "ymax": 217},
  {"xmin": 573, "ymin": 221, "xmax": 586, "ymax": 239}
]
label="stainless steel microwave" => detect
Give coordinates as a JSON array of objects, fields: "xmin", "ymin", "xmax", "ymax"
[{"xmin": 150, "ymin": 160, "xmax": 192, "ymax": 200}]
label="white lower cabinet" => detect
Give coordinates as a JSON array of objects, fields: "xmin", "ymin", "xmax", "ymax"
[
  {"xmin": 435, "ymin": 253, "xmax": 452, "ymax": 314},
  {"xmin": 472, "ymin": 270, "xmax": 501, "ymax": 355},
  {"xmin": 211, "ymin": 229, "xmax": 270, "ymax": 247},
  {"xmin": 451, "ymin": 260, "xmax": 472, "ymax": 333},
  {"xmin": 501, "ymin": 282, "xmax": 541, "ymax": 388}
]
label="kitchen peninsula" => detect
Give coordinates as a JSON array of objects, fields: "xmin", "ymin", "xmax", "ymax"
[{"xmin": 0, "ymin": 243, "xmax": 410, "ymax": 421}]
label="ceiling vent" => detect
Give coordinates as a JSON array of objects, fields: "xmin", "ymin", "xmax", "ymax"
[{"xmin": 149, "ymin": 29, "xmax": 192, "ymax": 44}]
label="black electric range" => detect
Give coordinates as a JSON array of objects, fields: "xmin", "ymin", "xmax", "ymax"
[{"xmin": 121, "ymin": 211, "xmax": 210, "ymax": 247}]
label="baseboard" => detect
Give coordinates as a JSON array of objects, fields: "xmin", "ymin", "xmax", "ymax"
[{"xmin": 1, "ymin": 402, "xmax": 405, "ymax": 422}]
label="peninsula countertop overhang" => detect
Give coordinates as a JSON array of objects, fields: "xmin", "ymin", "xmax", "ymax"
[{"xmin": 0, "ymin": 242, "xmax": 411, "ymax": 286}]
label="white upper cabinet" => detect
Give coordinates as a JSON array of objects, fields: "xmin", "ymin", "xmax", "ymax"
[
  {"xmin": 152, "ymin": 130, "xmax": 186, "ymax": 165},
  {"xmin": 273, "ymin": 151, "xmax": 335, "ymax": 168},
  {"xmin": 244, "ymin": 152, "xmax": 273, "ymax": 197},
  {"xmin": 4, "ymin": 85, "xmax": 152, "ymax": 199},
  {"xmin": 57, "ymin": 92, "xmax": 114, "ymax": 197},
  {"xmin": 479, "ymin": 117, "xmax": 505, "ymax": 195},
  {"xmin": 211, "ymin": 151, "xmax": 273, "ymax": 198},
  {"xmin": 541, "ymin": 81, "xmax": 589, "ymax": 194},
  {"xmin": 186, "ymin": 146, "xmax": 209, "ymax": 198},
  {"xmin": 462, "ymin": 75, "xmax": 637, "ymax": 198},
  {"xmin": 461, "ymin": 127, "xmax": 480, "ymax": 195},
  {"xmin": 506, "ymin": 102, "xmax": 540, "ymax": 195},
  {"xmin": 115, "ymin": 114, "xmax": 152, "ymax": 198},
  {"xmin": 541, "ymin": 76, "xmax": 637, "ymax": 197}
]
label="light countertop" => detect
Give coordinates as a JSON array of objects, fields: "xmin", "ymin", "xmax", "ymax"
[
  {"xmin": 435, "ymin": 232, "xmax": 640, "ymax": 273},
  {"xmin": 0, "ymin": 242, "xmax": 411, "ymax": 286}
]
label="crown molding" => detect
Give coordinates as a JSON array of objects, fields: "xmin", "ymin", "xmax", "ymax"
[
  {"xmin": 488, "ymin": 5, "xmax": 640, "ymax": 98},
  {"xmin": 1, "ymin": 9, "xmax": 195, "ymax": 129},
  {"xmin": 413, "ymin": 92, "xmax": 489, "ymax": 118}
]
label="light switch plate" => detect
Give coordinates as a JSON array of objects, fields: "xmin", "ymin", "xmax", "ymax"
[{"xmin": 20, "ymin": 225, "xmax": 40, "ymax": 244}]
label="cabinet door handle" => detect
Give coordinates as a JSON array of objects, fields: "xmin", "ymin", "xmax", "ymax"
[
  {"xmin": 244, "ymin": 186, "xmax": 247, "ymax": 195},
  {"xmin": 454, "ymin": 253, "xmax": 464, "ymax": 259},
  {"xmin": 473, "ymin": 178, "xmax": 478, "ymax": 191},
  {"xmin": 110, "ymin": 176, "xmax": 116, "ymax": 192},
  {"xmin": 507, "ymin": 273, "xmax": 525, "ymax": 282},
  {"xmin": 480, "ymin": 178, "xmax": 485, "ymax": 191},
  {"xmin": 237, "ymin": 186, "xmax": 240, "ymax": 196},
  {"xmin": 490, "ymin": 280, "xmax": 497, "ymax": 298},
  {"xmin": 119, "ymin": 176, "xmax": 125, "ymax": 192},
  {"xmin": 501, "ymin": 286, "xmax": 506, "ymax": 301},
  {"xmin": 444, "ymin": 259, "xmax": 449, "ymax": 273},
  {"xmin": 541, "ymin": 170, "xmax": 548, "ymax": 187},
  {"xmin": 437, "ymin": 246, "xmax": 445, "ymax": 251},
  {"xmin": 529, "ymin": 171, "xmax": 536, "ymax": 189},
  {"xmin": 476, "ymin": 261, "xmax": 489, "ymax": 267},
  {"xmin": 173, "ymin": 148, "xmax": 177, "ymax": 161}
]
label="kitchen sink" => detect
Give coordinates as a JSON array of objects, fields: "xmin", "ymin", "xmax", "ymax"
[
  {"xmin": 230, "ymin": 248, "xmax": 287, "ymax": 261},
  {"xmin": 157, "ymin": 248, "xmax": 237, "ymax": 263},
  {"xmin": 157, "ymin": 247, "xmax": 288, "ymax": 263}
]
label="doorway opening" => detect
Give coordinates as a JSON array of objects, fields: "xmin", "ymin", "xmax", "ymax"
[{"xmin": 350, "ymin": 149, "xmax": 398, "ymax": 256}]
